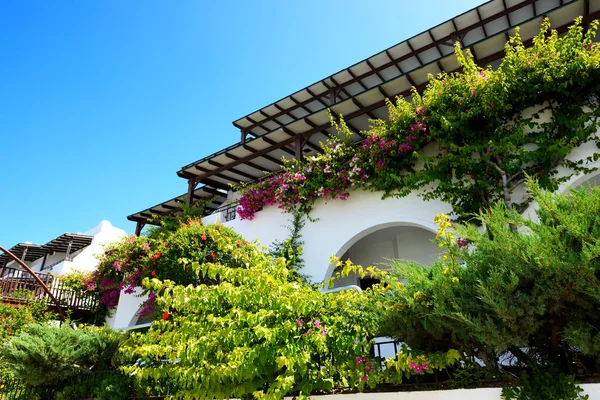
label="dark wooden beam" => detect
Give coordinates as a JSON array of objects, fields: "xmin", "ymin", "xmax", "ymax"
[
  {"xmin": 281, "ymin": 127, "xmax": 323, "ymax": 153},
  {"xmin": 236, "ymin": 0, "xmax": 536, "ymax": 134},
  {"xmin": 242, "ymin": 145, "xmax": 284, "ymax": 166},
  {"xmin": 208, "ymin": 159, "xmax": 259, "ymax": 181},
  {"xmin": 135, "ymin": 221, "xmax": 146, "ymax": 236},
  {"xmin": 224, "ymin": 152, "xmax": 269, "ymax": 172},
  {"xmin": 205, "ymin": 178, "xmax": 231, "ymax": 191}
]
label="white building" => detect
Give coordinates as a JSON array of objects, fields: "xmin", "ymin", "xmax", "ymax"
[
  {"xmin": 116, "ymin": 0, "xmax": 600, "ymax": 329},
  {"xmin": 0, "ymin": 220, "xmax": 126, "ymax": 277}
]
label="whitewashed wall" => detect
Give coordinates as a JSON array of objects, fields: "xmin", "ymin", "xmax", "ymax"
[
  {"xmin": 114, "ymin": 116, "xmax": 600, "ymax": 327},
  {"xmin": 109, "ymin": 286, "xmax": 148, "ymax": 329},
  {"xmin": 8, "ymin": 220, "xmax": 127, "ymax": 275},
  {"xmin": 299, "ymin": 384, "xmax": 600, "ymax": 399},
  {"xmin": 209, "ymin": 189, "xmax": 450, "ymax": 283}
]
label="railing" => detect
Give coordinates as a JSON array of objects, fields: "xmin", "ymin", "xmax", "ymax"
[
  {"xmin": 0, "ymin": 266, "xmax": 97, "ymax": 311},
  {"xmin": 0, "ymin": 377, "xmax": 35, "ymax": 399},
  {"xmin": 213, "ymin": 203, "xmax": 239, "ymax": 222}
]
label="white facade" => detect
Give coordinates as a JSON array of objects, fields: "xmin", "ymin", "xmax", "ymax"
[
  {"xmin": 113, "ymin": 136, "xmax": 600, "ymax": 329},
  {"xmin": 4, "ymin": 220, "xmax": 127, "ymax": 275},
  {"xmin": 301, "ymin": 384, "xmax": 600, "ymax": 400}
]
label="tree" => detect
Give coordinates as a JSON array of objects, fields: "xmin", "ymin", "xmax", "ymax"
[
  {"xmin": 122, "ymin": 226, "xmax": 394, "ymax": 399},
  {"xmin": 381, "ymin": 180, "xmax": 600, "ymax": 380}
]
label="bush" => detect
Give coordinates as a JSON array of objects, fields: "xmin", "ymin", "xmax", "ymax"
[
  {"xmin": 120, "ymin": 230, "xmax": 419, "ymax": 399},
  {"xmin": 90, "ymin": 219, "xmax": 253, "ymax": 320},
  {"xmin": 381, "ymin": 180, "xmax": 600, "ymax": 392},
  {"xmin": 55, "ymin": 372, "xmax": 132, "ymax": 400},
  {"xmin": 2, "ymin": 323, "xmax": 125, "ymax": 388}
]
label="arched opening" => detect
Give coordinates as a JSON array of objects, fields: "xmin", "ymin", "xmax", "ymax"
[
  {"xmin": 330, "ymin": 224, "xmax": 439, "ymax": 289},
  {"xmin": 128, "ymin": 306, "xmax": 154, "ymax": 327},
  {"xmin": 573, "ymin": 172, "xmax": 600, "ymax": 189}
]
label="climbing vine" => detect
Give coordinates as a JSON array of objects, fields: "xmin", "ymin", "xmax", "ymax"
[{"xmin": 237, "ymin": 18, "xmax": 600, "ymax": 222}]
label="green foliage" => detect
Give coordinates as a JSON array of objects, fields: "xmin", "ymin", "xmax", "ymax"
[
  {"xmin": 2, "ymin": 323, "xmax": 125, "ymax": 388},
  {"xmin": 267, "ymin": 210, "xmax": 308, "ymax": 282},
  {"xmin": 55, "ymin": 373, "xmax": 133, "ymax": 400},
  {"xmin": 54, "ymin": 269, "xmax": 93, "ymax": 292},
  {"xmin": 0, "ymin": 303, "xmax": 56, "ymax": 380},
  {"xmin": 502, "ymin": 368, "xmax": 589, "ymax": 400},
  {"xmin": 121, "ymin": 237, "xmax": 408, "ymax": 399},
  {"xmin": 383, "ymin": 345, "xmax": 461, "ymax": 385},
  {"xmin": 238, "ymin": 18, "xmax": 600, "ymax": 222},
  {"xmin": 91, "ymin": 220, "xmax": 252, "ymax": 318},
  {"xmin": 381, "ymin": 180, "xmax": 600, "ymax": 392}
]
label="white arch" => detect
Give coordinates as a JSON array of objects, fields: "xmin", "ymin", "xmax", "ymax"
[{"xmin": 322, "ymin": 219, "xmax": 438, "ymax": 283}]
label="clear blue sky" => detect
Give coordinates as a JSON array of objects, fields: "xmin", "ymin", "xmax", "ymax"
[{"xmin": 0, "ymin": 0, "xmax": 483, "ymax": 246}]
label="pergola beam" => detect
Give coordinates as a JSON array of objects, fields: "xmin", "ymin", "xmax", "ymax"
[{"xmin": 236, "ymin": 0, "xmax": 536, "ymax": 133}]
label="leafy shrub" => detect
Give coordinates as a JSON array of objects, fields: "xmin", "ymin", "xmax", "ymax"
[
  {"xmin": 120, "ymin": 231, "xmax": 429, "ymax": 399},
  {"xmin": 2, "ymin": 323, "xmax": 125, "ymax": 388},
  {"xmin": 0, "ymin": 303, "xmax": 56, "ymax": 380},
  {"xmin": 55, "ymin": 372, "xmax": 132, "ymax": 400},
  {"xmin": 502, "ymin": 368, "xmax": 589, "ymax": 400},
  {"xmin": 381, "ymin": 180, "xmax": 600, "ymax": 391},
  {"xmin": 90, "ymin": 220, "xmax": 253, "ymax": 319}
]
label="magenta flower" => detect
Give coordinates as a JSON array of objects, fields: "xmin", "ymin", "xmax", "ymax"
[
  {"xmin": 409, "ymin": 362, "xmax": 417, "ymax": 370},
  {"xmin": 297, "ymin": 319, "xmax": 303, "ymax": 327},
  {"xmin": 314, "ymin": 320, "xmax": 321, "ymax": 327},
  {"xmin": 321, "ymin": 328, "xmax": 327, "ymax": 335},
  {"xmin": 361, "ymin": 375, "xmax": 368, "ymax": 382},
  {"xmin": 415, "ymin": 366, "xmax": 422, "ymax": 374}
]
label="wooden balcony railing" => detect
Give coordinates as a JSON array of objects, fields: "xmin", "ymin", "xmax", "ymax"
[{"xmin": 0, "ymin": 266, "xmax": 97, "ymax": 312}]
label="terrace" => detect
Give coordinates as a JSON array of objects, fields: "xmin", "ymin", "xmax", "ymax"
[{"xmin": 0, "ymin": 234, "xmax": 98, "ymax": 317}]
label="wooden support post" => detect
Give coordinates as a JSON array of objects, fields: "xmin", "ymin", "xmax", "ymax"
[
  {"xmin": 65, "ymin": 237, "xmax": 73, "ymax": 261},
  {"xmin": 135, "ymin": 221, "xmax": 145, "ymax": 236},
  {"xmin": 21, "ymin": 246, "xmax": 28, "ymax": 262},
  {"xmin": 329, "ymin": 87, "xmax": 336, "ymax": 106},
  {"xmin": 40, "ymin": 253, "xmax": 48, "ymax": 271},
  {"xmin": 186, "ymin": 179, "xmax": 196, "ymax": 205},
  {"xmin": 295, "ymin": 136, "xmax": 303, "ymax": 161},
  {"xmin": 240, "ymin": 128, "xmax": 248, "ymax": 144}
]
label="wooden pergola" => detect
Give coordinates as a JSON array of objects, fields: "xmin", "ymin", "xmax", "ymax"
[{"xmin": 128, "ymin": 0, "xmax": 600, "ymax": 230}]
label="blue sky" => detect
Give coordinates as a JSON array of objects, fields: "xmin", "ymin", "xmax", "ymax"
[{"xmin": 0, "ymin": 0, "xmax": 483, "ymax": 246}]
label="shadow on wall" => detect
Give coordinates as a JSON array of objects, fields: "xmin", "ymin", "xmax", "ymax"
[{"xmin": 329, "ymin": 223, "xmax": 439, "ymax": 289}]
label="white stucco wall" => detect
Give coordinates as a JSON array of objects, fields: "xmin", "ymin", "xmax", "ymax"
[
  {"xmin": 299, "ymin": 384, "xmax": 600, "ymax": 400},
  {"xmin": 5, "ymin": 220, "xmax": 127, "ymax": 276},
  {"xmin": 109, "ymin": 287, "xmax": 148, "ymax": 329},
  {"xmin": 212, "ymin": 189, "xmax": 450, "ymax": 283}
]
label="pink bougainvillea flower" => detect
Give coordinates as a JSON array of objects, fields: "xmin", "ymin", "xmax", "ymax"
[
  {"xmin": 297, "ymin": 319, "xmax": 303, "ymax": 327},
  {"xmin": 409, "ymin": 362, "xmax": 417, "ymax": 370},
  {"xmin": 314, "ymin": 320, "xmax": 321, "ymax": 327},
  {"xmin": 361, "ymin": 375, "xmax": 368, "ymax": 382},
  {"xmin": 415, "ymin": 366, "xmax": 423, "ymax": 374},
  {"xmin": 321, "ymin": 328, "xmax": 327, "ymax": 335},
  {"xmin": 422, "ymin": 363, "xmax": 429, "ymax": 370}
]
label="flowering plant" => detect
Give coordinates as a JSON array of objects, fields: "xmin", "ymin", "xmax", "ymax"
[
  {"xmin": 238, "ymin": 18, "xmax": 600, "ymax": 222},
  {"xmin": 89, "ymin": 219, "xmax": 253, "ymax": 319},
  {"xmin": 122, "ymin": 239, "xmax": 404, "ymax": 399}
]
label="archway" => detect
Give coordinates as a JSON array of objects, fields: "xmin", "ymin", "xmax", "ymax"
[{"xmin": 327, "ymin": 223, "xmax": 439, "ymax": 289}]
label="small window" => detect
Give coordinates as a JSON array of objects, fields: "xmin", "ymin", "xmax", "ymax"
[{"xmin": 359, "ymin": 277, "xmax": 380, "ymax": 290}]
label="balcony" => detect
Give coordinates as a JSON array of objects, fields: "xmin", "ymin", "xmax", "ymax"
[{"xmin": 0, "ymin": 266, "xmax": 97, "ymax": 314}]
